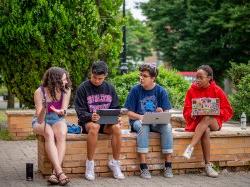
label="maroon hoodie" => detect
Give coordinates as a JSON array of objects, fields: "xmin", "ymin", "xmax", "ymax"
[{"xmin": 183, "ymin": 81, "xmax": 233, "ymax": 132}]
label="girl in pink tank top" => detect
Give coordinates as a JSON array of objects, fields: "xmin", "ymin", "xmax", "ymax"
[
  {"xmin": 32, "ymin": 67, "xmax": 71, "ymax": 185},
  {"xmin": 38, "ymin": 85, "xmax": 65, "ymax": 125}
]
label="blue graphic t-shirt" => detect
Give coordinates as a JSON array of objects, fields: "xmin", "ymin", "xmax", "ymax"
[{"xmin": 125, "ymin": 84, "xmax": 171, "ymax": 116}]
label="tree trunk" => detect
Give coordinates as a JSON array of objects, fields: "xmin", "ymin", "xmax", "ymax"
[{"xmin": 7, "ymin": 90, "xmax": 15, "ymax": 109}]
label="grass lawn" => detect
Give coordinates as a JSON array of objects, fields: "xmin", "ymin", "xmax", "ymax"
[
  {"xmin": 0, "ymin": 129, "xmax": 12, "ymax": 140},
  {"xmin": 0, "ymin": 110, "xmax": 6, "ymax": 125},
  {"xmin": 0, "ymin": 109, "xmax": 11, "ymax": 140},
  {"xmin": 0, "ymin": 86, "xmax": 7, "ymax": 95},
  {"xmin": 0, "ymin": 110, "xmax": 36, "ymax": 140}
]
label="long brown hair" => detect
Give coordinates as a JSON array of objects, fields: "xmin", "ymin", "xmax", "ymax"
[{"xmin": 42, "ymin": 67, "xmax": 72, "ymax": 101}]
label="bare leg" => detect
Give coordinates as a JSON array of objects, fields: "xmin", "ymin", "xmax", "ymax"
[
  {"xmin": 104, "ymin": 124, "xmax": 122, "ymax": 160},
  {"xmin": 164, "ymin": 153, "xmax": 172, "ymax": 162},
  {"xmin": 85, "ymin": 122, "xmax": 100, "ymax": 160},
  {"xmin": 52, "ymin": 120, "xmax": 67, "ymax": 165},
  {"xmin": 201, "ymin": 128, "xmax": 210, "ymax": 164},
  {"xmin": 190, "ymin": 116, "xmax": 219, "ymax": 147},
  {"xmin": 33, "ymin": 124, "xmax": 62, "ymax": 174},
  {"xmin": 139, "ymin": 153, "xmax": 147, "ymax": 163}
]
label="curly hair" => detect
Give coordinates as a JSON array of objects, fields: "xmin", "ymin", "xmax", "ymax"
[
  {"xmin": 139, "ymin": 63, "xmax": 158, "ymax": 78},
  {"xmin": 42, "ymin": 67, "xmax": 72, "ymax": 101}
]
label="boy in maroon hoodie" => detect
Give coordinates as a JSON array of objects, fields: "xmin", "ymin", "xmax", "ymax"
[{"xmin": 183, "ymin": 65, "xmax": 233, "ymax": 177}]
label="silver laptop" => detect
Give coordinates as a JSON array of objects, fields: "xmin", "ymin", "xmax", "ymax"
[
  {"xmin": 142, "ymin": 112, "xmax": 171, "ymax": 125},
  {"xmin": 97, "ymin": 109, "xmax": 121, "ymax": 125}
]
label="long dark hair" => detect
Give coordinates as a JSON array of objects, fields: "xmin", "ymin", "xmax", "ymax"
[{"xmin": 42, "ymin": 67, "xmax": 72, "ymax": 101}]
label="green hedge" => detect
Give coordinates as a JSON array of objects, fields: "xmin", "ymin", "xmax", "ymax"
[
  {"xmin": 228, "ymin": 62, "xmax": 250, "ymax": 121},
  {"xmin": 110, "ymin": 67, "xmax": 189, "ymax": 109},
  {"xmin": 0, "ymin": 0, "xmax": 123, "ymax": 108}
]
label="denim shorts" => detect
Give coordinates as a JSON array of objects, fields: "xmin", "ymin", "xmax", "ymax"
[{"xmin": 32, "ymin": 112, "xmax": 64, "ymax": 128}]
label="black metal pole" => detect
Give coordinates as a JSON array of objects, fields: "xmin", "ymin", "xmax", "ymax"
[
  {"xmin": 122, "ymin": 0, "xmax": 126, "ymax": 66},
  {"xmin": 120, "ymin": 0, "xmax": 128, "ymax": 74}
]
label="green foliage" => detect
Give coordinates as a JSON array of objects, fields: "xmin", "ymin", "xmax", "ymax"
[
  {"xmin": 227, "ymin": 62, "xmax": 250, "ymax": 86},
  {"xmin": 25, "ymin": 134, "xmax": 37, "ymax": 140},
  {"xmin": 0, "ymin": 0, "xmax": 123, "ymax": 108},
  {"xmin": 110, "ymin": 72, "xmax": 138, "ymax": 107},
  {"xmin": 0, "ymin": 129, "xmax": 12, "ymax": 141},
  {"xmin": 111, "ymin": 67, "xmax": 189, "ymax": 109},
  {"xmin": 0, "ymin": 110, "xmax": 11, "ymax": 140},
  {"xmin": 126, "ymin": 11, "xmax": 153, "ymax": 62},
  {"xmin": 141, "ymin": 0, "xmax": 250, "ymax": 80},
  {"xmin": 157, "ymin": 67, "xmax": 190, "ymax": 109},
  {"xmin": 212, "ymin": 162, "xmax": 220, "ymax": 172},
  {"xmin": 0, "ymin": 110, "xmax": 7, "ymax": 125},
  {"xmin": 0, "ymin": 75, "xmax": 4, "ymax": 86},
  {"xmin": 228, "ymin": 62, "xmax": 250, "ymax": 120},
  {"xmin": 0, "ymin": 86, "xmax": 7, "ymax": 96}
]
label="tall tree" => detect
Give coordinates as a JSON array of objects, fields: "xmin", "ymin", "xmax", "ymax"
[
  {"xmin": 0, "ymin": 0, "xmax": 123, "ymax": 108},
  {"xmin": 126, "ymin": 11, "xmax": 153, "ymax": 62},
  {"xmin": 141, "ymin": 0, "xmax": 250, "ymax": 80}
]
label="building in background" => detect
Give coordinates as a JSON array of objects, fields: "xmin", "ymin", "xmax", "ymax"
[{"xmin": 177, "ymin": 72, "xmax": 196, "ymax": 83}]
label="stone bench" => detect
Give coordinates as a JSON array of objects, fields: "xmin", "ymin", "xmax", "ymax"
[
  {"xmin": 38, "ymin": 126, "xmax": 250, "ymax": 177},
  {"xmin": 6, "ymin": 109, "xmax": 184, "ymax": 140}
]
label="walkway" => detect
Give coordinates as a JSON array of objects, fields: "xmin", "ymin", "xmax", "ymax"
[{"xmin": 0, "ymin": 140, "xmax": 250, "ymax": 187}]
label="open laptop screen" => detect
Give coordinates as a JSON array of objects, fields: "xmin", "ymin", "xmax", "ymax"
[
  {"xmin": 142, "ymin": 112, "xmax": 171, "ymax": 125},
  {"xmin": 192, "ymin": 98, "xmax": 220, "ymax": 116},
  {"xmin": 96, "ymin": 109, "xmax": 121, "ymax": 125}
]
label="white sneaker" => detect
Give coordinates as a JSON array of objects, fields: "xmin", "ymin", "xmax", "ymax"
[
  {"xmin": 163, "ymin": 167, "xmax": 173, "ymax": 178},
  {"xmin": 140, "ymin": 168, "xmax": 151, "ymax": 179},
  {"xmin": 205, "ymin": 163, "xmax": 219, "ymax": 178},
  {"xmin": 183, "ymin": 145, "xmax": 194, "ymax": 159},
  {"xmin": 108, "ymin": 160, "xmax": 125, "ymax": 179},
  {"xmin": 85, "ymin": 160, "xmax": 95, "ymax": 181}
]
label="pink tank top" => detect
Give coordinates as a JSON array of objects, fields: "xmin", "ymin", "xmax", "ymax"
[{"xmin": 40, "ymin": 86, "xmax": 63, "ymax": 113}]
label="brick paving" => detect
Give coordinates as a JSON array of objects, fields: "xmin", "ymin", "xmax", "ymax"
[{"xmin": 0, "ymin": 140, "xmax": 250, "ymax": 187}]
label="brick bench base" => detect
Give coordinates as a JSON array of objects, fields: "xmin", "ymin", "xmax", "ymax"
[
  {"xmin": 38, "ymin": 126, "xmax": 250, "ymax": 177},
  {"xmin": 6, "ymin": 109, "xmax": 184, "ymax": 140},
  {"xmin": 6, "ymin": 110, "xmax": 79, "ymax": 140}
]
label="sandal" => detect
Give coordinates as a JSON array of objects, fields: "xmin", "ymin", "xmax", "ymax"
[
  {"xmin": 57, "ymin": 172, "xmax": 70, "ymax": 186},
  {"xmin": 47, "ymin": 173, "xmax": 59, "ymax": 185}
]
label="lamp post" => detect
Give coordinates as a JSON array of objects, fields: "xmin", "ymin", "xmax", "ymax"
[{"xmin": 120, "ymin": 0, "xmax": 128, "ymax": 74}]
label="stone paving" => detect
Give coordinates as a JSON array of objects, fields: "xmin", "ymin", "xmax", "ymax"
[{"xmin": 0, "ymin": 140, "xmax": 250, "ymax": 187}]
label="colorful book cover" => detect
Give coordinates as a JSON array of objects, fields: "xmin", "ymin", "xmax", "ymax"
[{"xmin": 192, "ymin": 98, "xmax": 220, "ymax": 116}]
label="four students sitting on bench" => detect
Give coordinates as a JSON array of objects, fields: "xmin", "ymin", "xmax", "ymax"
[{"xmin": 33, "ymin": 62, "xmax": 233, "ymax": 182}]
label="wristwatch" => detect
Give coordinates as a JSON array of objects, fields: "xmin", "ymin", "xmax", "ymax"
[{"xmin": 63, "ymin": 109, "xmax": 67, "ymax": 115}]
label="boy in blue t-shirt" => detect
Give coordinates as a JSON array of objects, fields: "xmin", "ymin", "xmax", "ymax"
[{"xmin": 125, "ymin": 64, "xmax": 173, "ymax": 179}]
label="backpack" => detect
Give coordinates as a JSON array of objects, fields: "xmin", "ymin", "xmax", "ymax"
[{"xmin": 67, "ymin": 122, "xmax": 82, "ymax": 134}]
